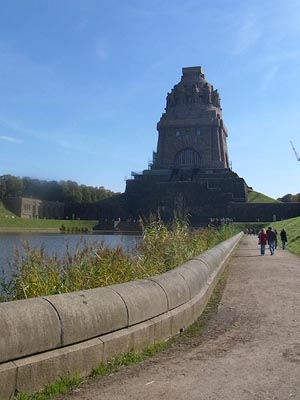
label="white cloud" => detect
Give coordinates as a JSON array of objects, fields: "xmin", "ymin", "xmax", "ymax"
[
  {"xmin": 0, "ymin": 116, "xmax": 20, "ymax": 131},
  {"xmin": 232, "ymin": 13, "xmax": 261, "ymax": 55},
  {"xmin": 56, "ymin": 138, "xmax": 73, "ymax": 149},
  {"xmin": 0, "ymin": 114, "xmax": 79, "ymax": 151},
  {"xmin": 0, "ymin": 135, "xmax": 22, "ymax": 143},
  {"xmin": 259, "ymin": 65, "xmax": 280, "ymax": 92},
  {"xmin": 254, "ymin": 50, "xmax": 299, "ymax": 70}
]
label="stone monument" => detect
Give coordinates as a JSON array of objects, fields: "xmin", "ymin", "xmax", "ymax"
[
  {"xmin": 125, "ymin": 66, "xmax": 248, "ymax": 222},
  {"xmin": 68, "ymin": 67, "xmax": 300, "ymax": 226}
]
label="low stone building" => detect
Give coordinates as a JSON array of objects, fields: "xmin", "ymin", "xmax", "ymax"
[{"xmin": 4, "ymin": 197, "xmax": 64, "ymax": 219}]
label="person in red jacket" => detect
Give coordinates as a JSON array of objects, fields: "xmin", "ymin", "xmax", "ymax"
[{"xmin": 258, "ymin": 228, "xmax": 268, "ymax": 255}]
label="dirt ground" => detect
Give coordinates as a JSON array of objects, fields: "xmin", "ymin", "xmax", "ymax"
[{"xmin": 58, "ymin": 235, "xmax": 300, "ymax": 400}]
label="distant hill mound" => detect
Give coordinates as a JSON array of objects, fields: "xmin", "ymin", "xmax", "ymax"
[
  {"xmin": 271, "ymin": 216, "xmax": 300, "ymax": 255},
  {"xmin": 248, "ymin": 190, "xmax": 280, "ymax": 203}
]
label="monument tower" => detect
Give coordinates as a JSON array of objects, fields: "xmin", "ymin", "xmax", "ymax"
[
  {"xmin": 67, "ymin": 67, "xmax": 300, "ymax": 225},
  {"xmin": 125, "ymin": 66, "xmax": 248, "ymax": 222},
  {"xmin": 155, "ymin": 66, "xmax": 229, "ymax": 171}
]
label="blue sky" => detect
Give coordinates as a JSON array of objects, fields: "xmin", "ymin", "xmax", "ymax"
[{"xmin": 1, "ymin": 0, "xmax": 300, "ymax": 199}]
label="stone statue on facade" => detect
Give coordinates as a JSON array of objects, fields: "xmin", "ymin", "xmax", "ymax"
[
  {"xmin": 212, "ymin": 89, "xmax": 221, "ymax": 108},
  {"xmin": 166, "ymin": 91, "xmax": 176, "ymax": 107}
]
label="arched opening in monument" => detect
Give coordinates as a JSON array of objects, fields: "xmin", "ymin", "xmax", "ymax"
[{"xmin": 174, "ymin": 148, "xmax": 201, "ymax": 167}]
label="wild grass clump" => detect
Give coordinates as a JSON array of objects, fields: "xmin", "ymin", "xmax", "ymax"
[
  {"xmin": 14, "ymin": 375, "xmax": 82, "ymax": 400},
  {"xmin": 0, "ymin": 218, "xmax": 238, "ymax": 301},
  {"xmin": 138, "ymin": 217, "xmax": 234, "ymax": 274},
  {"xmin": 1, "ymin": 240, "xmax": 141, "ymax": 300}
]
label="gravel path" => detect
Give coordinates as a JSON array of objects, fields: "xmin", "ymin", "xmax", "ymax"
[{"xmin": 59, "ymin": 235, "xmax": 300, "ymax": 400}]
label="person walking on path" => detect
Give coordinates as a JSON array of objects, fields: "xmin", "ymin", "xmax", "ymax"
[
  {"xmin": 258, "ymin": 228, "xmax": 268, "ymax": 255},
  {"xmin": 274, "ymin": 229, "xmax": 278, "ymax": 249},
  {"xmin": 280, "ymin": 228, "xmax": 288, "ymax": 249},
  {"xmin": 267, "ymin": 226, "xmax": 277, "ymax": 255}
]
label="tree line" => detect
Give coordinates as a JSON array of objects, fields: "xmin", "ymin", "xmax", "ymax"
[
  {"xmin": 0, "ymin": 175, "xmax": 117, "ymax": 204},
  {"xmin": 277, "ymin": 193, "xmax": 300, "ymax": 202}
]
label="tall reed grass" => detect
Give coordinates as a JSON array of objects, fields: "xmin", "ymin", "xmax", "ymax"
[{"xmin": 0, "ymin": 219, "xmax": 237, "ymax": 301}]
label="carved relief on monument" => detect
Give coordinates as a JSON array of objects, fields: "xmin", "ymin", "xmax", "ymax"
[{"xmin": 165, "ymin": 70, "xmax": 220, "ymax": 110}]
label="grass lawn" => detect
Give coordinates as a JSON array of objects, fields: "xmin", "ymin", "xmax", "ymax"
[
  {"xmin": 247, "ymin": 190, "xmax": 280, "ymax": 203},
  {"xmin": 268, "ymin": 216, "xmax": 300, "ymax": 255},
  {"xmin": 0, "ymin": 217, "xmax": 98, "ymax": 230},
  {"xmin": 0, "ymin": 201, "xmax": 98, "ymax": 230}
]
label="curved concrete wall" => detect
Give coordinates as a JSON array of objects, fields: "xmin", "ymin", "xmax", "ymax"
[{"xmin": 0, "ymin": 232, "xmax": 243, "ymax": 399}]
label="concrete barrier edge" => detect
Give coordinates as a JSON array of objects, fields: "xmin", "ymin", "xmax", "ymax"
[{"xmin": 0, "ymin": 232, "xmax": 243, "ymax": 398}]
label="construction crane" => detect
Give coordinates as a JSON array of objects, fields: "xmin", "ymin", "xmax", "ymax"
[{"xmin": 290, "ymin": 140, "xmax": 300, "ymax": 161}]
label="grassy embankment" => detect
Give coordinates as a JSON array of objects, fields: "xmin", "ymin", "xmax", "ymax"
[
  {"xmin": 0, "ymin": 219, "xmax": 238, "ymax": 301},
  {"xmin": 267, "ymin": 216, "xmax": 300, "ymax": 255},
  {"xmin": 247, "ymin": 190, "xmax": 280, "ymax": 203}
]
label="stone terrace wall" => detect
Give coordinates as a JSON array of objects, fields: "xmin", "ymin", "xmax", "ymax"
[
  {"xmin": 0, "ymin": 232, "xmax": 243, "ymax": 399},
  {"xmin": 227, "ymin": 202, "xmax": 300, "ymax": 222}
]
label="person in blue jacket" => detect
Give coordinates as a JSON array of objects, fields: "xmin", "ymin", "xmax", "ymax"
[{"xmin": 266, "ymin": 227, "xmax": 277, "ymax": 255}]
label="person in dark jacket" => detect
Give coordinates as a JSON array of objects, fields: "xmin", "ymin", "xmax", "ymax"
[
  {"xmin": 280, "ymin": 228, "xmax": 288, "ymax": 250},
  {"xmin": 266, "ymin": 226, "xmax": 277, "ymax": 255}
]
